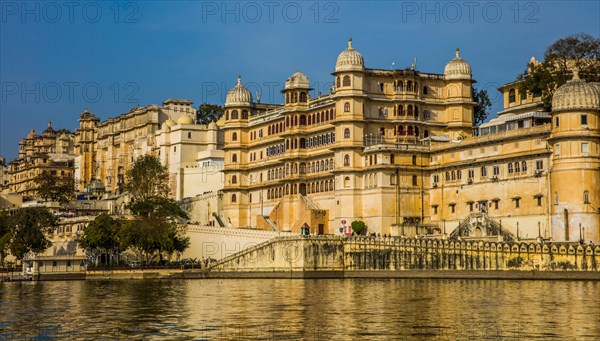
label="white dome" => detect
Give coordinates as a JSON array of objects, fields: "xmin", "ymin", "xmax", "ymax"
[
  {"xmin": 444, "ymin": 48, "xmax": 472, "ymax": 80},
  {"xmin": 335, "ymin": 38, "xmax": 364, "ymax": 72},
  {"xmin": 285, "ymin": 71, "xmax": 310, "ymax": 89},
  {"xmin": 552, "ymin": 70, "xmax": 600, "ymax": 112},
  {"xmin": 225, "ymin": 75, "xmax": 252, "ymax": 107},
  {"xmin": 177, "ymin": 115, "xmax": 195, "ymax": 125}
]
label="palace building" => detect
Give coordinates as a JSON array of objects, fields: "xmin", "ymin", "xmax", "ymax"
[
  {"xmin": 8, "ymin": 122, "xmax": 75, "ymax": 198},
  {"xmin": 219, "ymin": 39, "xmax": 600, "ymax": 242}
]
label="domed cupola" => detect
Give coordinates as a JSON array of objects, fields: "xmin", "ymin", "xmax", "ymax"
[
  {"xmin": 335, "ymin": 38, "xmax": 364, "ymax": 72},
  {"xmin": 225, "ymin": 75, "xmax": 253, "ymax": 108},
  {"xmin": 42, "ymin": 121, "xmax": 56, "ymax": 137},
  {"xmin": 552, "ymin": 70, "xmax": 600, "ymax": 112},
  {"xmin": 79, "ymin": 108, "xmax": 93, "ymax": 120},
  {"xmin": 26, "ymin": 128, "xmax": 38, "ymax": 140},
  {"xmin": 177, "ymin": 115, "xmax": 195, "ymax": 125},
  {"xmin": 444, "ymin": 48, "xmax": 472, "ymax": 80},
  {"xmin": 285, "ymin": 71, "xmax": 310, "ymax": 90}
]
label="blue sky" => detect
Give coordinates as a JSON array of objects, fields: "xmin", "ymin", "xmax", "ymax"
[{"xmin": 1, "ymin": 1, "xmax": 599, "ymax": 160}]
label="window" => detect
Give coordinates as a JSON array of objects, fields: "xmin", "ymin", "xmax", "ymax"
[
  {"xmin": 509, "ymin": 89, "xmax": 516, "ymax": 103},
  {"xmin": 231, "ymin": 194, "xmax": 237, "ymax": 203},
  {"xmin": 423, "ymin": 86, "xmax": 428, "ymax": 95},
  {"xmin": 344, "ymin": 102, "xmax": 350, "ymax": 112},
  {"xmin": 242, "ymin": 110, "xmax": 248, "ymax": 119},
  {"xmin": 343, "ymin": 75, "xmax": 351, "ymax": 87},
  {"xmin": 412, "ymin": 155, "xmax": 417, "ymax": 166},
  {"xmin": 232, "ymin": 154, "xmax": 237, "ymax": 163},
  {"xmin": 231, "ymin": 110, "xmax": 239, "ymax": 119},
  {"xmin": 450, "ymin": 204, "xmax": 456, "ymax": 214},
  {"xmin": 300, "ymin": 92, "xmax": 307, "ymax": 102},
  {"xmin": 379, "ymin": 83, "xmax": 384, "ymax": 92},
  {"xmin": 493, "ymin": 166, "xmax": 500, "ymax": 176},
  {"xmin": 508, "ymin": 163, "xmax": 513, "ymax": 174},
  {"xmin": 536, "ymin": 160, "xmax": 543, "ymax": 170},
  {"xmin": 432, "ymin": 205, "xmax": 438, "ymax": 215},
  {"xmin": 522, "ymin": 161, "xmax": 527, "ymax": 172},
  {"xmin": 232, "ymin": 132, "xmax": 237, "ymax": 141},
  {"xmin": 537, "ymin": 196, "xmax": 543, "ymax": 207},
  {"xmin": 336, "ymin": 76, "xmax": 341, "ymax": 88},
  {"xmin": 514, "ymin": 198, "xmax": 520, "ymax": 208},
  {"xmin": 581, "ymin": 114, "xmax": 588, "ymax": 125},
  {"xmin": 468, "ymin": 202, "xmax": 474, "ymax": 212},
  {"xmin": 581, "ymin": 142, "xmax": 588, "ymax": 155},
  {"xmin": 231, "ymin": 175, "xmax": 237, "ymax": 184},
  {"xmin": 188, "ymin": 132, "xmax": 192, "ymax": 139},
  {"xmin": 344, "ymin": 154, "xmax": 350, "ymax": 166},
  {"xmin": 344, "ymin": 176, "xmax": 350, "ymax": 187},
  {"xmin": 481, "ymin": 166, "xmax": 487, "ymax": 177},
  {"xmin": 514, "ymin": 162, "xmax": 520, "ymax": 173},
  {"xmin": 584, "ymin": 191, "xmax": 590, "ymax": 204},
  {"xmin": 390, "ymin": 154, "xmax": 395, "ymax": 164},
  {"xmin": 344, "ymin": 128, "xmax": 350, "ymax": 139},
  {"xmin": 225, "ymin": 111, "xmax": 229, "ymax": 120},
  {"xmin": 555, "ymin": 116, "xmax": 559, "ymax": 127},
  {"xmin": 494, "ymin": 200, "xmax": 499, "ymax": 210},
  {"xmin": 412, "ymin": 175, "xmax": 417, "ymax": 186},
  {"xmin": 555, "ymin": 144, "xmax": 560, "ymax": 156}
]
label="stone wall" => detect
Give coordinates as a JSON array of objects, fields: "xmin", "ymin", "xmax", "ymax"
[{"xmin": 210, "ymin": 236, "xmax": 600, "ymax": 273}]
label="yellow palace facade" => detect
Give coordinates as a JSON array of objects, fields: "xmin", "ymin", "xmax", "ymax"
[{"xmin": 220, "ymin": 39, "xmax": 599, "ymax": 243}]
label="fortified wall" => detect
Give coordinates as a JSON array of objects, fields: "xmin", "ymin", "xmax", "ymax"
[{"xmin": 210, "ymin": 236, "xmax": 600, "ymax": 276}]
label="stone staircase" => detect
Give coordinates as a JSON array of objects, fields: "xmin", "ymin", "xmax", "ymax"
[{"xmin": 450, "ymin": 212, "xmax": 514, "ymax": 241}]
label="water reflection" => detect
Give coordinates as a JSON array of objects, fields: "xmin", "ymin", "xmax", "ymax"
[{"xmin": 1, "ymin": 279, "xmax": 598, "ymax": 340}]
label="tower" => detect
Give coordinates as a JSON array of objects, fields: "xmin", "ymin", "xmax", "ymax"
[
  {"xmin": 443, "ymin": 48, "xmax": 475, "ymax": 139},
  {"xmin": 548, "ymin": 70, "xmax": 600, "ymax": 242}
]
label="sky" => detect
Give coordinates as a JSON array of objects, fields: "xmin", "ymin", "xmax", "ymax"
[{"xmin": 1, "ymin": 0, "xmax": 599, "ymax": 160}]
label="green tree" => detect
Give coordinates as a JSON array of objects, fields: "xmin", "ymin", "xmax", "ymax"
[
  {"xmin": 34, "ymin": 172, "xmax": 75, "ymax": 203},
  {"xmin": 124, "ymin": 155, "xmax": 170, "ymax": 202},
  {"xmin": 0, "ymin": 212, "xmax": 11, "ymax": 266},
  {"xmin": 351, "ymin": 220, "xmax": 366, "ymax": 235},
  {"xmin": 8, "ymin": 207, "xmax": 58, "ymax": 260},
  {"xmin": 196, "ymin": 103, "xmax": 224, "ymax": 124},
  {"xmin": 78, "ymin": 214, "xmax": 122, "ymax": 265},
  {"xmin": 472, "ymin": 87, "xmax": 492, "ymax": 126},
  {"xmin": 122, "ymin": 155, "xmax": 190, "ymax": 261},
  {"xmin": 519, "ymin": 33, "xmax": 600, "ymax": 111}
]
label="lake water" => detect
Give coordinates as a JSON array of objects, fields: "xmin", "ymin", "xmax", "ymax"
[{"xmin": 1, "ymin": 279, "xmax": 599, "ymax": 340}]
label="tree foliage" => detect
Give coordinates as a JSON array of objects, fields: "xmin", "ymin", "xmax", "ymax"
[
  {"xmin": 519, "ymin": 33, "xmax": 600, "ymax": 111},
  {"xmin": 472, "ymin": 87, "xmax": 492, "ymax": 126},
  {"xmin": 351, "ymin": 220, "xmax": 366, "ymax": 235},
  {"xmin": 196, "ymin": 103, "xmax": 224, "ymax": 124},
  {"xmin": 0, "ymin": 212, "xmax": 11, "ymax": 265},
  {"xmin": 34, "ymin": 172, "xmax": 75, "ymax": 203},
  {"xmin": 121, "ymin": 155, "xmax": 190, "ymax": 261},
  {"xmin": 6, "ymin": 207, "xmax": 58, "ymax": 260},
  {"xmin": 124, "ymin": 155, "xmax": 170, "ymax": 202},
  {"xmin": 78, "ymin": 214, "xmax": 122, "ymax": 264}
]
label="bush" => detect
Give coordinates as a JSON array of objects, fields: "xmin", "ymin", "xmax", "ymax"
[{"xmin": 351, "ymin": 220, "xmax": 366, "ymax": 235}]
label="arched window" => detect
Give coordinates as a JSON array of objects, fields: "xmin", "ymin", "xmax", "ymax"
[
  {"xmin": 268, "ymin": 126, "xmax": 271, "ymax": 135},
  {"xmin": 509, "ymin": 89, "xmax": 516, "ymax": 103},
  {"xmin": 344, "ymin": 154, "xmax": 350, "ymax": 166},
  {"xmin": 344, "ymin": 102, "xmax": 350, "ymax": 112},
  {"xmin": 336, "ymin": 76, "xmax": 341, "ymax": 88},
  {"xmin": 415, "ymin": 106, "xmax": 419, "ymax": 119},
  {"xmin": 584, "ymin": 191, "xmax": 590, "ymax": 204},
  {"xmin": 232, "ymin": 132, "xmax": 237, "ymax": 141},
  {"xmin": 231, "ymin": 175, "xmax": 237, "ymax": 184},
  {"xmin": 286, "ymin": 117, "xmax": 289, "ymax": 127},
  {"xmin": 344, "ymin": 176, "xmax": 350, "ymax": 187},
  {"xmin": 343, "ymin": 75, "xmax": 351, "ymax": 87},
  {"xmin": 231, "ymin": 194, "xmax": 237, "ymax": 203},
  {"xmin": 231, "ymin": 110, "xmax": 239, "ymax": 119},
  {"xmin": 225, "ymin": 111, "xmax": 229, "ymax": 120},
  {"xmin": 344, "ymin": 128, "xmax": 350, "ymax": 138},
  {"xmin": 408, "ymin": 105, "xmax": 413, "ymax": 116},
  {"xmin": 515, "ymin": 162, "xmax": 520, "ymax": 173},
  {"xmin": 241, "ymin": 110, "xmax": 248, "ymax": 119},
  {"xmin": 286, "ymin": 93, "xmax": 290, "ymax": 104},
  {"xmin": 445, "ymin": 171, "xmax": 450, "ymax": 181},
  {"xmin": 300, "ymin": 115, "xmax": 306, "ymax": 125},
  {"xmin": 308, "ymin": 116, "xmax": 312, "ymax": 125},
  {"xmin": 300, "ymin": 92, "xmax": 307, "ymax": 102},
  {"xmin": 398, "ymin": 105, "xmax": 404, "ymax": 116},
  {"xmin": 398, "ymin": 81, "xmax": 404, "ymax": 92},
  {"xmin": 232, "ymin": 153, "xmax": 237, "ymax": 163},
  {"xmin": 412, "ymin": 155, "xmax": 417, "ymax": 166},
  {"xmin": 522, "ymin": 161, "xmax": 527, "ymax": 172},
  {"xmin": 321, "ymin": 111, "xmax": 325, "ymax": 122},
  {"xmin": 414, "ymin": 127, "xmax": 419, "ymax": 137},
  {"xmin": 398, "ymin": 126, "xmax": 405, "ymax": 135},
  {"xmin": 412, "ymin": 175, "xmax": 417, "ymax": 186},
  {"xmin": 407, "ymin": 126, "xmax": 413, "ymax": 135},
  {"xmin": 508, "ymin": 163, "xmax": 513, "ymax": 173},
  {"xmin": 407, "ymin": 81, "xmax": 413, "ymax": 92}
]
